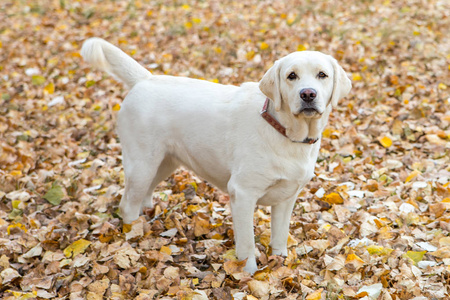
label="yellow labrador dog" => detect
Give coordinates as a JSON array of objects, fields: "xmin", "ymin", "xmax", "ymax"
[{"xmin": 81, "ymin": 38, "xmax": 351, "ymax": 274}]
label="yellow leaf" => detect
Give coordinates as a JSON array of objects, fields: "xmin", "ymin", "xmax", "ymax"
[
  {"xmin": 346, "ymin": 253, "xmax": 365, "ymax": 264},
  {"xmin": 64, "ymin": 239, "xmax": 91, "ymax": 258},
  {"xmin": 297, "ymin": 44, "xmax": 307, "ymax": 51},
  {"xmin": 405, "ymin": 250, "xmax": 426, "ymax": 264},
  {"xmin": 12, "ymin": 200, "xmax": 21, "ymax": 209},
  {"xmin": 287, "ymin": 17, "xmax": 295, "ymax": 25},
  {"xmin": 322, "ymin": 127, "xmax": 338, "ymax": 138},
  {"xmin": 352, "ymin": 73, "xmax": 362, "ymax": 81},
  {"xmin": 323, "ymin": 192, "xmax": 343, "ymax": 204},
  {"xmin": 32, "ymin": 75, "xmax": 46, "ymax": 85},
  {"xmin": 6, "ymin": 291, "xmax": 37, "ymax": 299},
  {"xmin": 123, "ymin": 223, "xmax": 132, "ymax": 233},
  {"xmin": 405, "ymin": 170, "xmax": 421, "ymax": 183},
  {"xmin": 112, "ymin": 103, "xmax": 121, "ymax": 111},
  {"xmin": 260, "ymin": 42, "xmax": 269, "ymax": 50},
  {"xmin": 379, "ymin": 136, "xmax": 392, "ymax": 148},
  {"xmin": 366, "ymin": 245, "xmax": 393, "ymax": 256},
  {"xmin": 85, "ymin": 80, "xmax": 96, "ymax": 88},
  {"xmin": 246, "ymin": 50, "xmax": 256, "ymax": 60},
  {"xmin": 211, "ymin": 233, "xmax": 224, "ymax": 240},
  {"xmin": 184, "ymin": 22, "xmax": 192, "ymax": 29},
  {"xmin": 44, "ymin": 82, "xmax": 55, "ymax": 94},
  {"xmin": 7, "ymin": 223, "xmax": 27, "ymax": 235},
  {"xmin": 181, "ymin": 4, "xmax": 191, "ymax": 10},
  {"xmin": 305, "ymin": 288, "xmax": 323, "ymax": 300},
  {"xmin": 10, "ymin": 170, "xmax": 22, "ymax": 177},
  {"xmin": 160, "ymin": 245, "xmax": 172, "ymax": 255},
  {"xmin": 438, "ymin": 83, "xmax": 447, "ymax": 90},
  {"xmin": 192, "ymin": 17, "xmax": 201, "ymax": 24},
  {"xmin": 192, "ymin": 278, "xmax": 199, "ymax": 285}
]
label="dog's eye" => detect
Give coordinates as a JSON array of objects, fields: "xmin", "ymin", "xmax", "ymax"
[
  {"xmin": 317, "ymin": 72, "xmax": 328, "ymax": 79},
  {"xmin": 287, "ymin": 72, "xmax": 297, "ymax": 80}
]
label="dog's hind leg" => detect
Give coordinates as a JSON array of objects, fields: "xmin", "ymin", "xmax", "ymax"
[
  {"xmin": 141, "ymin": 155, "xmax": 178, "ymax": 210},
  {"xmin": 119, "ymin": 150, "xmax": 165, "ymax": 224}
]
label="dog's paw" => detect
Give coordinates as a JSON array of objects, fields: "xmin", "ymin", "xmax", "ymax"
[
  {"xmin": 271, "ymin": 247, "xmax": 288, "ymax": 257},
  {"xmin": 142, "ymin": 196, "xmax": 154, "ymax": 209},
  {"xmin": 243, "ymin": 258, "xmax": 258, "ymax": 275}
]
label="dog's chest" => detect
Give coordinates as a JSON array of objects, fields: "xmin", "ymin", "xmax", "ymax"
[{"xmin": 257, "ymin": 157, "xmax": 315, "ymax": 206}]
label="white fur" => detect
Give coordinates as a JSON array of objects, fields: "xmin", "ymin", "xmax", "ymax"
[{"xmin": 81, "ymin": 38, "xmax": 351, "ymax": 274}]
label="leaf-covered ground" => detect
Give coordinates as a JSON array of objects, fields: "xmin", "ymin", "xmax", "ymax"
[{"xmin": 0, "ymin": 0, "xmax": 449, "ymax": 299}]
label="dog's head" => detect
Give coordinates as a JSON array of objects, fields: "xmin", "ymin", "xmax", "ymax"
[{"xmin": 259, "ymin": 51, "xmax": 351, "ymax": 119}]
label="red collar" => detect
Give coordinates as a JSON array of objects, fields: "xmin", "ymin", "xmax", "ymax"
[{"xmin": 260, "ymin": 98, "xmax": 319, "ymax": 144}]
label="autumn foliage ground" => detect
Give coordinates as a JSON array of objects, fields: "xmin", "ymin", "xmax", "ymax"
[{"xmin": 0, "ymin": 0, "xmax": 449, "ymax": 299}]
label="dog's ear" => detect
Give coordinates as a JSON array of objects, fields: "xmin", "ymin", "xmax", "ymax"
[
  {"xmin": 330, "ymin": 57, "xmax": 352, "ymax": 108},
  {"xmin": 259, "ymin": 60, "xmax": 282, "ymax": 111}
]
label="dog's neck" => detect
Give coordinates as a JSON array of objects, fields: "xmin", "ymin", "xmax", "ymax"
[{"xmin": 264, "ymin": 99, "xmax": 331, "ymax": 143}]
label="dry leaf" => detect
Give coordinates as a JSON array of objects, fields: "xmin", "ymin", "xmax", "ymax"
[
  {"xmin": 323, "ymin": 192, "xmax": 344, "ymax": 204},
  {"xmin": 223, "ymin": 259, "xmax": 246, "ymax": 275},
  {"xmin": 63, "ymin": 239, "xmax": 91, "ymax": 258},
  {"xmin": 305, "ymin": 288, "xmax": 323, "ymax": 300}
]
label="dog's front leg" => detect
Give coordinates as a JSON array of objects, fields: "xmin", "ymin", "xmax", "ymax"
[
  {"xmin": 270, "ymin": 197, "xmax": 297, "ymax": 256},
  {"xmin": 229, "ymin": 186, "xmax": 259, "ymax": 274}
]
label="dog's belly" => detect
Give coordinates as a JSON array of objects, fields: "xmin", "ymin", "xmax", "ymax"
[{"xmin": 173, "ymin": 150, "xmax": 231, "ymax": 193}]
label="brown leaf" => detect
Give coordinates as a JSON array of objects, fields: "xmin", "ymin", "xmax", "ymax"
[
  {"xmin": 193, "ymin": 214, "xmax": 211, "ymax": 237},
  {"xmin": 223, "ymin": 259, "xmax": 246, "ymax": 275}
]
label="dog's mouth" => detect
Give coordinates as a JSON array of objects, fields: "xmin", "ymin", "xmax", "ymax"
[{"xmin": 298, "ymin": 107, "xmax": 320, "ymax": 117}]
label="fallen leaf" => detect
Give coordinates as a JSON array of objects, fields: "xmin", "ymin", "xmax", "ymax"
[
  {"xmin": 357, "ymin": 283, "xmax": 382, "ymax": 299},
  {"xmin": 44, "ymin": 184, "xmax": 64, "ymax": 205},
  {"xmin": 247, "ymin": 280, "xmax": 270, "ymax": 298},
  {"xmin": 405, "ymin": 251, "xmax": 426, "ymax": 264},
  {"xmin": 323, "ymin": 192, "xmax": 344, "ymax": 204},
  {"xmin": 64, "ymin": 239, "xmax": 91, "ymax": 258},
  {"xmin": 223, "ymin": 259, "xmax": 246, "ymax": 275},
  {"xmin": 379, "ymin": 136, "xmax": 393, "ymax": 148},
  {"xmin": 32, "ymin": 75, "xmax": 45, "ymax": 85},
  {"xmin": 305, "ymin": 288, "xmax": 323, "ymax": 300}
]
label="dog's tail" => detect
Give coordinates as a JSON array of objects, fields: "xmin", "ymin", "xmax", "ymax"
[{"xmin": 81, "ymin": 38, "xmax": 152, "ymax": 89}]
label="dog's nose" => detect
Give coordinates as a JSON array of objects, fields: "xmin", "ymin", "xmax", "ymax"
[{"xmin": 300, "ymin": 88, "xmax": 317, "ymax": 102}]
